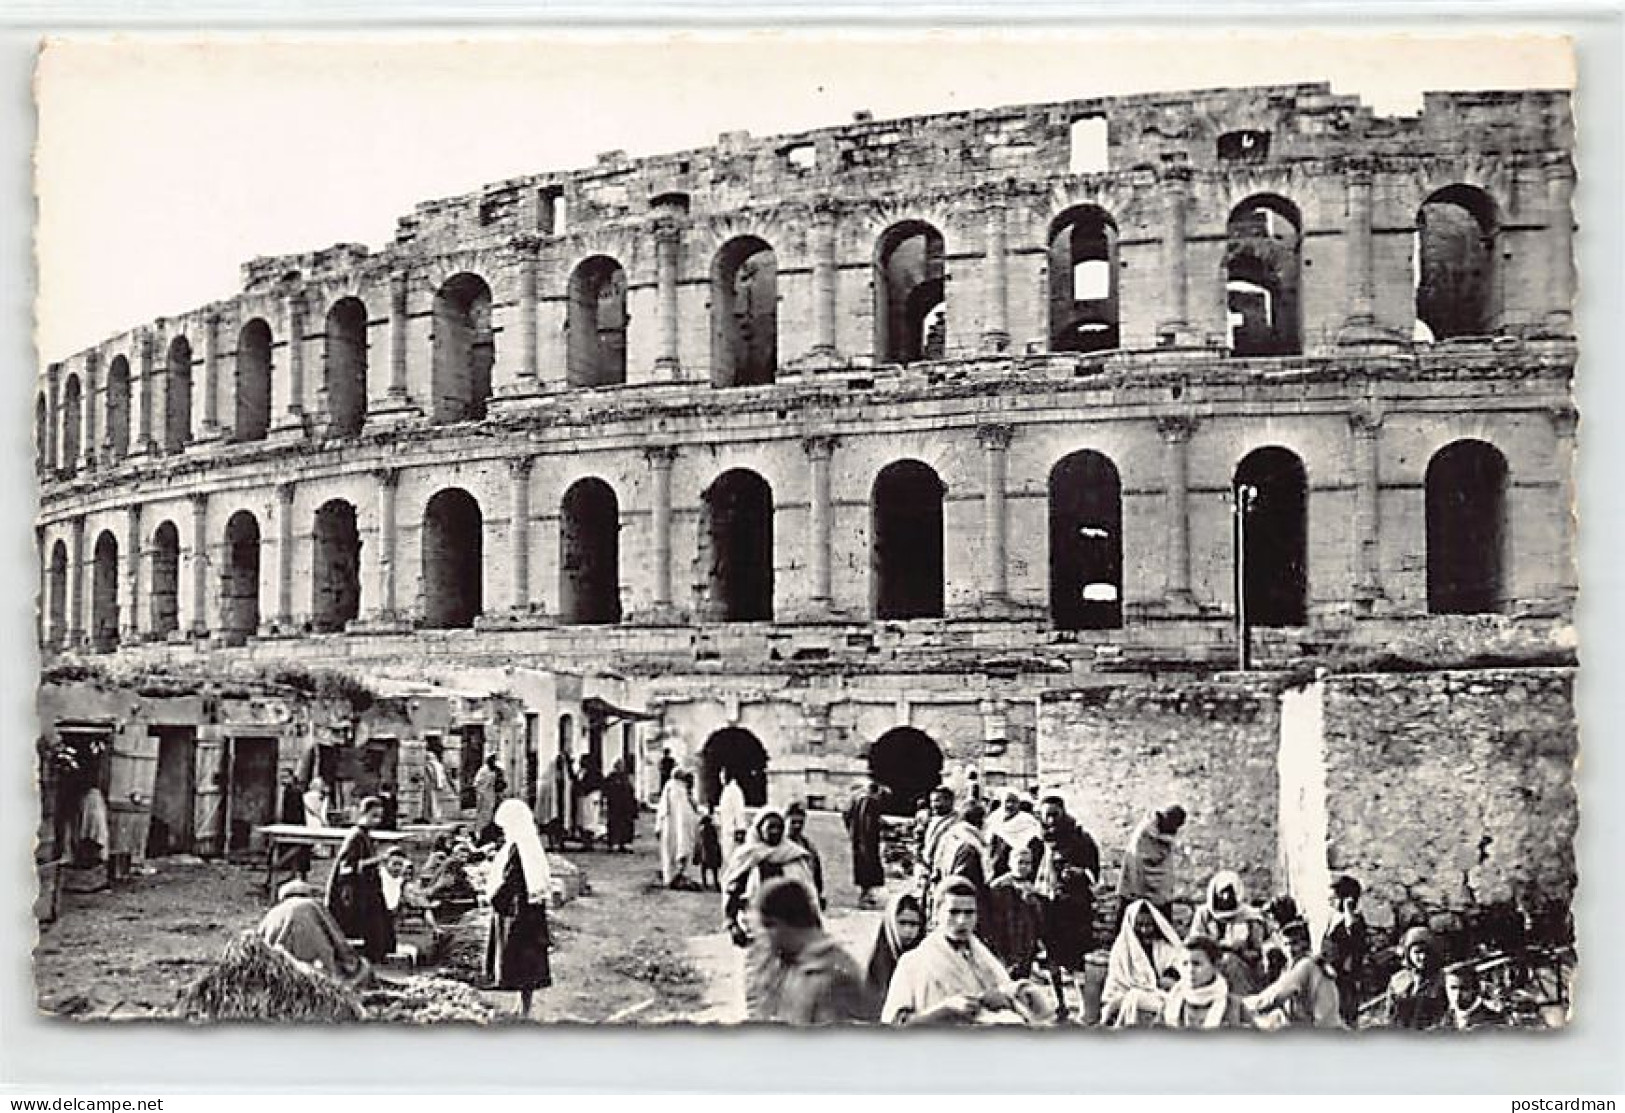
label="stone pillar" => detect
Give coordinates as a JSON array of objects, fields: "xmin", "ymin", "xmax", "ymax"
[
  {"xmin": 278, "ymin": 292, "xmax": 307, "ymax": 432},
  {"xmin": 82, "ymin": 352, "xmax": 100, "ymax": 471},
  {"xmin": 1157, "ymin": 166, "xmax": 1192, "ymax": 341},
  {"xmin": 189, "ymin": 492, "xmax": 209, "ymax": 636},
  {"xmin": 1551, "ymin": 405, "xmax": 1579, "ymax": 599},
  {"xmin": 977, "ymin": 423, "xmax": 1015, "ymax": 607},
  {"xmin": 1342, "ymin": 159, "xmax": 1376, "ymax": 332},
  {"xmin": 151, "ymin": 332, "xmax": 170, "ymax": 454},
  {"xmin": 123, "ymin": 503, "xmax": 143, "ymax": 642},
  {"xmin": 1349, "ymin": 408, "xmax": 1385, "ymax": 609},
  {"xmin": 803, "ymin": 435, "xmax": 837, "ymax": 612},
  {"xmin": 653, "ymin": 217, "xmax": 683, "ymax": 377},
  {"xmin": 645, "ymin": 445, "xmax": 677, "ymax": 612},
  {"xmin": 388, "ymin": 271, "xmax": 411, "ymax": 401},
  {"xmin": 811, "ymin": 199, "xmax": 839, "ymax": 361},
  {"xmin": 201, "ymin": 310, "xmax": 222, "ymax": 437},
  {"xmin": 373, "ymin": 467, "xmax": 400, "ymax": 621},
  {"xmin": 517, "ymin": 238, "xmax": 540, "ymax": 389},
  {"xmin": 136, "ymin": 329, "xmax": 156, "ymax": 456},
  {"xmin": 509, "ymin": 455, "xmax": 533, "ymax": 612},
  {"xmin": 981, "ymin": 198, "xmax": 1010, "ymax": 352},
  {"xmin": 1545, "ymin": 154, "xmax": 1576, "ymax": 335},
  {"xmin": 275, "ymin": 480, "xmax": 296, "ymax": 630},
  {"xmin": 68, "ymin": 515, "xmax": 86, "ymax": 648},
  {"xmin": 1157, "ymin": 415, "xmax": 1197, "ymax": 609},
  {"xmin": 45, "ymin": 363, "xmax": 60, "ymax": 473}
]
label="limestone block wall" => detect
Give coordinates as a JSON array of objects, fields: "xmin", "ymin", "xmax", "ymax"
[
  {"xmin": 1037, "ymin": 679, "xmax": 1284, "ymax": 903},
  {"xmin": 1320, "ymin": 668, "xmax": 1578, "ymax": 931}
]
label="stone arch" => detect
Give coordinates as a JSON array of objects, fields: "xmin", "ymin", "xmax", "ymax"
[
  {"xmin": 60, "ymin": 374, "xmax": 82, "ymax": 475},
  {"xmin": 559, "ymin": 478, "xmax": 621, "ymax": 625},
  {"xmin": 91, "ymin": 530, "xmax": 119, "ymax": 653},
  {"xmin": 165, "ymin": 335, "xmax": 193, "ymax": 453},
  {"xmin": 700, "ymin": 468, "xmax": 774, "ymax": 622},
  {"xmin": 312, "ymin": 499, "xmax": 362, "ymax": 632},
  {"xmin": 150, "ymin": 520, "xmax": 181, "ymax": 638},
  {"xmin": 867, "ymin": 726, "xmax": 944, "ymax": 815},
  {"xmin": 1416, "ymin": 184, "xmax": 1500, "ymax": 341},
  {"xmin": 105, "ymin": 355, "xmax": 132, "ymax": 462},
  {"xmin": 566, "ymin": 255, "xmax": 628, "ymax": 388},
  {"xmin": 1426, "ymin": 439, "xmax": 1509, "ymax": 615},
  {"xmin": 47, "ymin": 539, "xmax": 68, "ymax": 648},
  {"xmin": 421, "ymin": 488, "xmax": 483, "ymax": 629},
  {"xmin": 1225, "ymin": 195, "xmax": 1302, "ymax": 356},
  {"xmin": 699, "ymin": 726, "xmax": 768, "ymax": 808},
  {"xmin": 1048, "ymin": 205, "xmax": 1120, "ymax": 353},
  {"xmin": 234, "ymin": 318, "xmax": 273, "ymax": 442},
  {"xmin": 872, "ymin": 459, "xmax": 945, "ymax": 620},
  {"xmin": 1048, "ymin": 449, "xmax": 1123, "ymax": 630},
  {"xmin": 431, "ymin": 272, "xmax": 494, "ymax": 424},
  {"xmin": 875, "ymin": 220, "xmax": 946, "ymax": 364},
  {"xmin": 711, "ymin": 235, "xmax": 777, "ymax": 388},
  {"xmin": 324, "ymin": 297, "xmax": 369, "ymax": 437},
  {"xmin": 1234, "ymin": 446, "xmax": 1308, "ymax": 627},
  {"xmin": 222, "ymin": 509, "xmax": 261, "ymax": 645}
]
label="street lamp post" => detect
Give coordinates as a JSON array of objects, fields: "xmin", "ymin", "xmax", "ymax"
[{"xmin": 1234, "ymin": 482, "xmax": 1259, "ymax": 671}]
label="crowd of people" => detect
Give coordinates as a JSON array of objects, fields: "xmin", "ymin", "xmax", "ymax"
[
  {"xmin": 725, "ymin": 779, "xmax": 1508, "ymax": 1030},
  {"xmin": 252, "ymin": 748, "xmax": 1524, "ymax": 1029}
]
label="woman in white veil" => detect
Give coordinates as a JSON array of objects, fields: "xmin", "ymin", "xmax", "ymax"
[{"xmin": 485, "ymin": 798, "xmax": 554, "ymax": 1016}]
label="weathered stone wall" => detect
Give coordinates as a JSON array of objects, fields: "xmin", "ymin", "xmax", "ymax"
[
  {"xmin": 1037, "ymin": 678, "xmax": 1284, "ymax": 903},
  {"xmin": 1320, "ymin": 667, "xmax": 1577, "ymax": 931}
]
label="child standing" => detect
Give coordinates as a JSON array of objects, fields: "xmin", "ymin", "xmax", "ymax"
[{"xmin": 695, "ymin": 808, "xmax": 724, "ymax": 891}]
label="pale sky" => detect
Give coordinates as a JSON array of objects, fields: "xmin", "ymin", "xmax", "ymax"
[{"xmin": 34, "ymin": 30, "xmax": 1574, "ymax": 363}]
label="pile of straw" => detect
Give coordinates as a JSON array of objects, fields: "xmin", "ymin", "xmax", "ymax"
[
  {"xmin": 174, "ymin": 932, "xmax": 364, "ymax": 1023},
  {"xmin": 361, "ymin": 975, "xmax": 497, "ymax": 1024}
]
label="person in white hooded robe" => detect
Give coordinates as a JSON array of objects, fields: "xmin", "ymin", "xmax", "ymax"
[
  {"xmin": 484, "ymin": 799, "xmax": 554, "ymax": 1016},
  {"xmin": 656, "ymin": 768, "xmax": 700, "ymax": 888}
]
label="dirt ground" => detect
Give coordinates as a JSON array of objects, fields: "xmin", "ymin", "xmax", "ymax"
[{"xmin": 33, "ymin": 810, "xmax": 879, "ymax": 1025}]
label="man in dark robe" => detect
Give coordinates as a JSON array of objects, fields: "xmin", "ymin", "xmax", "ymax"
[
  {"xmin": 604, "ymin": 759, "xmax": 638, "ymax": 852},
  {"xmin": 845, "ymin": 780, "xmax": 886, "ymax": 909},
  {"xmin": 1117, "ymin": 803, "xmax": 1186, "ymax": 920},
  {"xmin": 1035, "ymin": 794, "xmax": 1100, "ymax": 1021},
  {"xmin": 325, "ymin": 796, "xmax": 395, "ymax": 963}
]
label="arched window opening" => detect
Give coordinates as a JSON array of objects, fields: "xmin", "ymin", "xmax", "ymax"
[
  {"xmin": 105, "ymin": 356, "xmax": 131, "ymax": 462},
  {"xmin": 1048, "ymin": 206, "xmax": 1120, "ymax": 353},
  {"xmin": 91, "ymin": 531, "xmax": 119, "ymax": 653},
  {"xmin": 431, "ymin": 273, "xmax": 494, "ymax": 424},
  {"xmin": 312, "ymin": 499, "xmax": 362, "ymax": 633},
  {"xmin": 711, "ymin": 236, "xmax": 777, "ymax": 388},
  {"xmin": 421, "ymin": 488, "xmax": 483, "ymax": 629},
  {"xmin": 35, "ymin": 394, "xmax": 48, "ymax": 474},
  {"xmin": 875, "ymin": 221, "xmax": 946, "ymax": 364},
  {"xmin": 700, "ymin": 469, "xmax": 774, "ymax": 622},
  {"xmin": 151, "ymin": 521, "xmax": 180, "ymax": 638},
  {"xmin": 234, "ymin": 318, "xmax": 273, "ymax": 442},
  {"xmin": 47, "ymin": 541, "xmax": 68, "ymax": 648},
  {"xmin": 872, "ymin": 459, "xmax": 945, "ymax": 620},
  {"xmin": 566, "ymin": 256, "xmax": 628, "ymax": 388},
  {"xmin": 60, "ymin": 375, "xmax": 83, "ymax": 475},
  {"xmin": 867, "ymin": 727, "xmax": 944, "ymax": 816},
  {"xmin": 223, "ymin": 510, "xmax": 261, "ymax": 646},
  {"xmin": 560, "ymin": 478, "xmax": 621, "ymax": 625},
  {"xmin": 1416, "ymin": 185, "xmax": 1499, "ymax": 341},
  {"xmin": 165, "ymin": 336, "xmax": 193, "ymax": 453},
  {"xmin": 700, "ymin": 727, "xmax": 769, "ymax": 808},
  {"xmin": 1234, "ymin": 447, "xmax": 1308, "ymax": 627},
  {"xmin": 324, "ymin": 298, "xmax": 369, "ymax": 437},
  {"xmin": 1426, "ymin": 439, "xmax": 1509, "ymax": 615},
  {"xmin": 1048, "ymin": 450, "xmax": 1124, "ymax": 630},
  {"xmin": 1225, "ymin": 197, "xmax": 1302, "ymax": 356}
]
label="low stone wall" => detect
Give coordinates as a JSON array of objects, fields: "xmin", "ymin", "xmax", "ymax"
[
  {"xmin": 1321, "ymin": 667, "xmax": 1578, "ymax": 932},
  {"xmin": 1037, "ymin": 678, "xmax": 1284, "ymax": 905}
]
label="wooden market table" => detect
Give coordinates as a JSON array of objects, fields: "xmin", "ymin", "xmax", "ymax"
[{"xmin": 256, "ymin": 823, "xmax": 411, "ymax": 900}]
